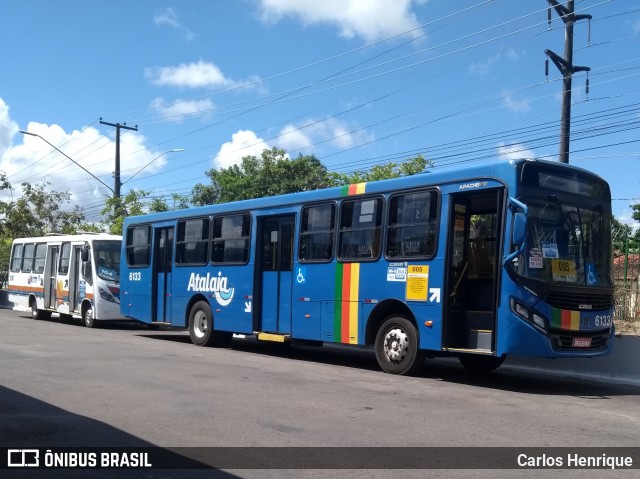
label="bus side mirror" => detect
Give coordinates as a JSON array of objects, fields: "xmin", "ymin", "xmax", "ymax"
[
  {"xmin": 512, "ymin": 212, "xmax": 526, "ymax": 247},
  {"xmin": 81, "ymin": 242, "xmax": 90, "ymax": 262}
]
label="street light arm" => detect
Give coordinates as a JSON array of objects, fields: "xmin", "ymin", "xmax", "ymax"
[
  {"xmin": 20, "ymin": 130, "xmax": 115, "ymax": 194},
  {"xmin": 122, "ymin": 148, "xmax": 185, "ymax": 185}
]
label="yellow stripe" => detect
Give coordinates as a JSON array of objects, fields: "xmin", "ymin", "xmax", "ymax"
[
  {"xmin": 348, "ymin": 263, "xmax": 360, "ymax": 344},
  {"xmin": 355, "ymin": 182, "xmax": 366, "ymax": 194},
  {"xmin": 571, "ymin": 311, "xmax": 580, "ymax": 331},
  {"xmin": 257, "ymin": 332, "xmax": 290, "ymax": 343}
]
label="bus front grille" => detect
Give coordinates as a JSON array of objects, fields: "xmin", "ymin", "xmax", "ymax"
[
  {"xmin": 544, "ymin": 291, "xmax": 613, "ymax": 311},
  {"xmin": 549, "ymin": 330, "xmax": 610, "ymax": 352}
]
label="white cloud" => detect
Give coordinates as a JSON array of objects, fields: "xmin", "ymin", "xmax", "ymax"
[
  {"xmin": 468, "ymin": 54, "xmax": 501, "ymax": 78},
  {"xmin": 277, "ymin": 117, "xmax": 375, "ymax": 153},
  {"xmin": 0, "ymin": 97, "xmax": 170, "ymax": 216},
  {"xmin": 149, "ymin": 97, "xmax": 215, "ymax": 122},
  {"xmin": 257, "ymin": 0, "xmax": 424, "ymax": 43},
  {"xmin": 214, "ymin": 130, "xmax": 273, "ymax": 169},
  {"xmin": 154, "ymin": 7, "xmax": 195, "ymax": 40},
  {"xmin": 496, "ymin": 142, "xmax": 536, "ymax": 161},
  {"xmin": 145, "ymin": 60, "xmax": 261, "ymax": 90},
  {"xmin": 503, "ymin": 91, "xmax": 531, "ymax": 113}
]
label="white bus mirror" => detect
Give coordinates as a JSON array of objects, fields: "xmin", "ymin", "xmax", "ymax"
[{"xmin": 81, "ymin": 242, "xmax": 90, "ymax": 262}]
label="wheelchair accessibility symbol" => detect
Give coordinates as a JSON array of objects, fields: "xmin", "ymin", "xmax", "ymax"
[
  {"xmin": 296, "ymin": 267, "xmax": 306, "ymax": 284},
  {"xmin": 586, "ymin": 263, "xmax": 597, "ymax": 286}
]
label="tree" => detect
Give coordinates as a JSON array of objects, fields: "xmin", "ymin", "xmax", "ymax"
[
  {"xmin": 192, "ymin": 148, "xmax": 331, "ymax": 205},
  {"xmin": 329, "ymin": 155, "xmax": 432, "ymax": 185},
  {"xmin": 102, "ymin": 189, "xmax": 151, "ymax": 235}
]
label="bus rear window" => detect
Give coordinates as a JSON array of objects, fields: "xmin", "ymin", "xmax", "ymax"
[
  {"xmin": 126, "ymin": 225, "xmax": 151, "ymax": 267},
  {"xmin": 10, "ymin": 244, "xmax": 24, "ymax": 272}
]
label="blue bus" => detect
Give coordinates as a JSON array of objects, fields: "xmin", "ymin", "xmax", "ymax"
[{"xmin": 120, "ymin": 159, "xmax": 614, "ymax": 374}]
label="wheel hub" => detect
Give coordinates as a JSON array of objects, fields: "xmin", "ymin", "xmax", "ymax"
[
  {"xmin": 193, "ymin": 311, "xmax": 208, "ymax": 338},
  {"xmin": 384, "ymin": 328, "xmax": 409, "ymax": 362}
]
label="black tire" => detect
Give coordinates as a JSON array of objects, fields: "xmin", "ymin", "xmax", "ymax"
[
  {"xmin": 83, "ymin": 304, "xmax": 97, "ymax": 328},
  {"xmin": 30, "ymin": 299, "xmax": 51, "ymax": 321},
  {"xmin": 458, "ymin": 354, "xmax": 505, "ymax": 373},
  {"xmin": 188, "ymin": 301, "xmax": 233, "ymax": 347},
  {"xmin": 374, "ymin": 316, "xmax": 425, "ymax": 375}
]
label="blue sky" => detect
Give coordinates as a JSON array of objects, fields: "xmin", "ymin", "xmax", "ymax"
[{"xmin": 0, "ymin": 0, "xmax": 639, "ymax": 228}]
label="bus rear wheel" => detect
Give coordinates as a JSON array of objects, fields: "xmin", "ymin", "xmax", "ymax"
[
  {"xmin": 374, "ymin": 316, "xmax": 425, "ymax": 375},
  {"xmin": 30, "ymin": 299, "xmax": 50, "ymax": 321},
  {"xmin": 188, "ymin": 301, "xmax": 232, "ymax": 347}
]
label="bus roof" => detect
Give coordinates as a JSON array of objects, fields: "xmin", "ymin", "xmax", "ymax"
[
  {"xmin": 11, "ymin": 233, "xmax": 122, "ymax": 245},
  {"xmin": 123, "ymin": 158, "xmax": 608, "ymax": 226}
]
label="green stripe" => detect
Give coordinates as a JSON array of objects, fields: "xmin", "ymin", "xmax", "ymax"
[
  {"xmin": 340, "ymin": 185, "xmax": 349, "ymax": 197},
  {"xmin": 550, "ymin": 309, "xmax": 561, "ymax": 328},
  {"xmin": 334, "ymin": 263, "xmax": 343, "ymax": 340}
]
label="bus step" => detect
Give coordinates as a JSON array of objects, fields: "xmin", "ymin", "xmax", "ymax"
[{"xmin": 256, "ymin": 332, "xmax": 291, "ymax": 343}]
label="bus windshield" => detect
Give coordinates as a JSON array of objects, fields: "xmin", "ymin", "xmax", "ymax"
[
  {"xmin": 93, "ymin": 240, "xmax": 121, "ymax": 283},
  {"xmin": 511, "ymin": 197, "xmax": 613, "ymax": 288}
]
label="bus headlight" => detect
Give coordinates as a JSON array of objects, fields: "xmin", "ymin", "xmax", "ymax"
[
  {"xmin": 99, "ymin": 287, "xmax": 117, "ymax": 303},
  {"xmin": 510, "ymin": 298, "xmax": 548, "ymax": 333}
]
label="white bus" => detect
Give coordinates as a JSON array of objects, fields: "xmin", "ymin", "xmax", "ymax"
[{"xmin": 8, "ymin": 233, "xmax": 125, "ymax": 327}]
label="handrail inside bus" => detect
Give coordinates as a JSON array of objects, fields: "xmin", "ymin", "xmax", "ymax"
[{"xmin": 503, "ymin": 197, "xmax": 528, "ymax": 265}]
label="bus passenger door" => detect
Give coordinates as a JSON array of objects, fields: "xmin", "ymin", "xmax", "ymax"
[
  {"xmin": 68, "ymin": 245, "xmax": 82, "ymax": 314},
  {"xmin": 153, "ymin": 227, "xmax": 174, "ymax": 323},
  {"xmin": 44, "ymin": 245, "xmax": 59, "ymax": 310},
  {"xmin": 444, "ymin": 189, "xmax": 503, "ymax": 351},
  {"xmin": 257, "ymin": 215, "xmax": 295, "ymax": 334}
]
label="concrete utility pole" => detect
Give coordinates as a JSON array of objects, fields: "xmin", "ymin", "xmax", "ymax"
[
  {"xmin": 99, "ymin": 119, "xmax": 138, "ymax": 198},
  {"xmin": 545, "ymin": 0, "xmax": 591, "ymax": 164}
]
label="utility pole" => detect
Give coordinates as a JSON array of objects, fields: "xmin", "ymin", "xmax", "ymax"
[
  {"xmin": 545, "ymin": 0, "xmax": 591, "ymax": 164},
  {"xmin": 99, "ymin": 119, "xmax": 138, "ymax": 198}
]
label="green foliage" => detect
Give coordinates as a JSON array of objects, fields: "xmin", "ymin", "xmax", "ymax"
[
  {"xmin": 192, "ymin": 148, "xmax": 331, "ymax": 205},
  {"xmin": 101, "ymin": 189, "xmax": 151, "ymax": 235},
  {"xmin": 329, "ymin": 155, "xmax": 432, "ymax": 186}
]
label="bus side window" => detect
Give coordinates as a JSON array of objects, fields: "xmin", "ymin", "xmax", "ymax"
[
  {"xmin": 338, "ymin": 197, "xmax": 383, "ymax": 261},
  {"xmin": 299, "ymin": 203, "xmax": 335, "ymax": 262},
  {"xmin": 33, "ymin": 244, "xmax": 47, "ymax": 274},
  {"xmin": 386, "ymin": 190, "xmax": 438, "ymax": 259}
]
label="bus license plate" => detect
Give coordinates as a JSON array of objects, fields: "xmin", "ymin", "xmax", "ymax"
[{"xmin": 572, "ymin": 337, "xmax": 592, "ymax": 348}]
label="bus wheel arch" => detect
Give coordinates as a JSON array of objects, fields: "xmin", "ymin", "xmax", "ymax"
[{"xmin": 365, "ymin": 299, "xmax": 415, "ymax": 345}]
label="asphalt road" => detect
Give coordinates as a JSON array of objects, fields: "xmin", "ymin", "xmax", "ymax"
[{"xmin": 0, "ymin": 309, "xmax": 638, "ymax": 479}]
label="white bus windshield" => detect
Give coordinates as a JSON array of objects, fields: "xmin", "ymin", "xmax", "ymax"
[{"xmin": 93, "ymin": 240, "xmax": 121, "ymax": 282}]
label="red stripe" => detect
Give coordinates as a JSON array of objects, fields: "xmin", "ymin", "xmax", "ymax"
[
  {"xmin": 561, "ymin": 310, "xmax": 571, "ymax": 329},
  {"xmin": 341, "ymin": 264, "xmax": 351, "ymax": 342},
  {"xmin": 348, "ymin": 184, "xmax": 358, "ymax": 196}
]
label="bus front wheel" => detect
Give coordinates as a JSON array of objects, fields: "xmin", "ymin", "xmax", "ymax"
[
  {"xmin": 374, "ymin": 316, "xmax": 425, "ymax": 375},
  {"xmin": 188, "ymin": 301, "xmax": 232, "ymax": 347},
  {"xmin": 83, "ymin": 305, "xmax": 97, "ymax": 328}
]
